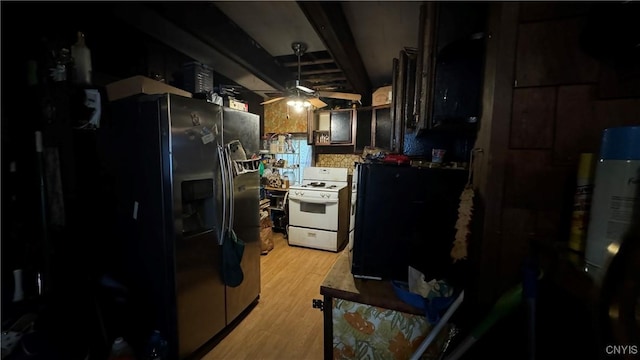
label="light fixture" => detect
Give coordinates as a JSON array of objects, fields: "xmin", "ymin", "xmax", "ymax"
[
  {"xmin": 286, "ymin": 95, "xmax": 311, "ymax": 113},
  {"xmin": 287, "ymin": 42, "xmax": 313, "ymax": 113}
]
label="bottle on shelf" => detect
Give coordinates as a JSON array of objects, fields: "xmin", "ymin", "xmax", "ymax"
[
  {"xmin": 143, "ymin": 330, "xmax": 168, "ymax": 360},
  {"xmin": 71, "ymin": 31, "xmax": 92, "ymax": 85}
]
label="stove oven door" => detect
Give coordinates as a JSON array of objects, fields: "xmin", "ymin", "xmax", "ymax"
[{"xmin": 288, "ymin": 192, "xmax": 340, "ymax": 231}]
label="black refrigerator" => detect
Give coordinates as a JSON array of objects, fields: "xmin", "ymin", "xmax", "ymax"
[
  {"xmin": 100, "ymin": 94, "xmax": 261, "ymax": 359},
  {"xmin": 350, "ymin": 163, "xmax": 468, "ymax": 284}
]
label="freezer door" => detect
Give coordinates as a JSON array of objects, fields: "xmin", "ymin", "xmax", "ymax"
[
  {"xmin": 222, "ymin": 107, "xmax": 260, "ymax": 156},
  {"xmin": 168, "ymin": 95, "xmax": 227, "ymax": 357}
]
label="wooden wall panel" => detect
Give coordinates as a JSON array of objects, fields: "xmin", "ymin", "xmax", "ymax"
[
  {"xmin": 510, "ymin": 87, "xmax": 556, "ymax": 149},
  {"xmin": 594, "ymin": 99, "xmax": 640, "ymax": 131},
  {"xmin": 472, "ymin": 2, "xmax": 521, "ymax": 306},
  {"xmin": 535, "ymin": 209, "xmax": 568, "ymax": 245},
  {"xmin": 598, "ymin": 61, "xmax": 640, "ymax": 99},
  {"xmin": 553, "ymin": 85, "xmax": 597, "ymax": 164},
  {"xmin": 474, "ymin": 1, "xmax": 640, "ymax": 310},
  {"xmin": 515, "ymin": 18, "xmax": 600, "ymax": 87},
  {"xmin": 503, "ymin": 150, "xmax": 569, "ymax": 210},
  {"xmin": 498, "ymin": 208, "xmax": 535, "ymax": 289}
]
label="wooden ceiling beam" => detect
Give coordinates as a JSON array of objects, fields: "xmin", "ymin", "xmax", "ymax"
[
  {"xmin": 282, "ymin": 58, "xmax": 336, "ymax": 67},
  {"xmin": 297, "ymin": 1, "xmax": 372, "ymax": 103},
  {"xmin": 303, "ymin": 74, "xmax": 347, "ymax": 83},
  {"xmin": 301, "ymin": 68, "xmax": 343, "ymax": 76},
  {"xmin": 150, "ymin": 2, "xmax": 291, "ymax": 92}
]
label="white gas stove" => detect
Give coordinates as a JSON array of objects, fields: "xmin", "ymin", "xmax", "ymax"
[{"xmin": 288, "ymin": 167, "xmax": 350, "ymax": 252}]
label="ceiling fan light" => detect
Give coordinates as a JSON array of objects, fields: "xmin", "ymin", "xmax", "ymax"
[{"xmin": 286, "ymin": 97, "xmax": 311, "ymax": 112}]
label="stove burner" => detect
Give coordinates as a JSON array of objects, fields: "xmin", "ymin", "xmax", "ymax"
[{"xmin": 307, "ymin": 182, "xmax": 326, "ymax": 187}]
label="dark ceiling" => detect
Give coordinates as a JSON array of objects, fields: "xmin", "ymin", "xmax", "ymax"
[{"xmin": 111, "ymin": 1, "xmax": 422, "ymax": 105}]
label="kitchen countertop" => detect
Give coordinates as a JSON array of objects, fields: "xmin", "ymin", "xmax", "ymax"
[{"xmin": 320, "ymin": 250, "xmax": 425, "ymax": 315}]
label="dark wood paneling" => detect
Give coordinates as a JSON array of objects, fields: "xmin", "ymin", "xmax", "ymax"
[
  {"xmin": 594, "ymin": 99, "xmax": 640, "ymax": 130},
  {"xmin": 503, "ymin": 150, "xmax": 569, "ymax": 210},
  {"xmin": 498, "ymin": 208, "xmax": 535, "ymax": 290},
  {"xmin": 518, "ymin": 2, "xmax": 592, "ymax": 23},
  {"xmin": 510, "ymin": 87, "xmax": 556, "ymax": 149},
  {"xmin": 515, "ymin": 18, "xmax": 600, "ymax": 87},
  {"xmin": 474, "ymin": 2, "xmax": 520, "ymax": 306},
  {"xmin": 553, "ymin": 85, "xmax": 597, "ymax": 164},
  {"xmin": 598, "ymin": 60, "xmax": 640, "ymax": 99},
  {"xmin": 535, "ymin": 209, "xmax": 567, "ymax": 245}
]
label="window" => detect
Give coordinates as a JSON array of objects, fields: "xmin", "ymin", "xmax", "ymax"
[{"xmin": 291, "ymin": 134, "xmax": 313, "ymax": 185}]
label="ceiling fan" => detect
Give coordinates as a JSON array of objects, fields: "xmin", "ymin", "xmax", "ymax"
[{"xmin": 260, "ymin": 42, "xmax": 362, "ymax": 110}]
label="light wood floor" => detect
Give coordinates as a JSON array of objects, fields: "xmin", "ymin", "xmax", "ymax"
[{"xmin": 203, "ymin": 231, "xmax": 341, "ymax": 360}]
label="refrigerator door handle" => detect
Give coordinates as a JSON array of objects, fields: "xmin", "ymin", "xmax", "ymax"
[
  {"xmin": 224, "ymin": 146, "xmax": 235, "ymax": 231},
  {"xmin": 217, "ymin": 144, "xmax": 228, "ymax": 244}
]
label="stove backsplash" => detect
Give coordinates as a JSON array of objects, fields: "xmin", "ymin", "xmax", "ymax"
[{"xmin": 315, "ymin": 154, "xmax": 361, "ymax": 174}]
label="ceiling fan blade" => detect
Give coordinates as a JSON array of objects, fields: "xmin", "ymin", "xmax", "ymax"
[
  {"xmin": 260, "ymin": 97, "xmax": 285, "ymax": 105},
  {"xmin": 295, "ymin": 83, "xmax": 316, "ymax": 94},
  {"xmin": 317, "ymin": 91, "xmax": 362, "ymax": 102},
  {"xmin": 308, "ymin": 98, "xmax": 327, "ymax": 109}
]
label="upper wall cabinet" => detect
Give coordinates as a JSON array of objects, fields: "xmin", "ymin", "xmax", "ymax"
[
  {"xmin": 355, "ymin": 104, "xmax": 397, "ymax": 153},
  {"xmin": 413, "ymin": 2, "xmax": 489, "ymax": 133},
  {"xmin": 309, "ymin": 108, "xmax": 357, "ymax": 148},
  {"xmin": 391, "ymin": 50, "xmax": 416, "ymax": 150}
]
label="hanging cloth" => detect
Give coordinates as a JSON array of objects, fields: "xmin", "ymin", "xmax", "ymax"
[
  {"xmin": 222, "ymin": 229, "xmax": 245, "ymax": 287},
  {"xmin": 450, "ymin": 148, "xmax": 482, "ymax": 263}
]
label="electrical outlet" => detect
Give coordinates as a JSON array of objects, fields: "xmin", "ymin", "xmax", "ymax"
[{"xmin": 312, "ymin": 299, "xmax": 324, "ymax": 311}]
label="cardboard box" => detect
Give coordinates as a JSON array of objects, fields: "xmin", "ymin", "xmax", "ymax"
[
  {"xmin": 105, "ymin": 75, "xmax": 192, "ymax": 101},
  {"xmin": 226, "ymin": 97, "xmax": 249, "ymax": 112},
  {"xmin": 372, "ymin": 85, "xmax": 392, "ymax": 107}
]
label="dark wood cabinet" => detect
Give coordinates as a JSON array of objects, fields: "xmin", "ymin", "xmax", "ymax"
[
  {"xmin": 329, "ymin": 110, "xmax": 353, "ymax": 143},
  {"xmin": 310, "ymin": 109, "xmax": 357, "ymax": 148},
  {"xmin": 354, "ymin": 104, "xmax": 400, "ymax": 153},
  {"xmin": 414, "ymin": 2, "xmax": 488, "ymax": 133},
  {"xmin": 372, "ymin": 105, "xmax": 395, "ymax": 152},
  {"xmin": 389, "ymin": 52, "xmax": 413, "ymax": 151},
  {"xmin": 354, "ymin": 107, "xmax": 372, "ymax": 152}
]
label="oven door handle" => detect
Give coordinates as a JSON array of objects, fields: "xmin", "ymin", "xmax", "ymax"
[{"xmin": 289, "ymin": 196, "xmax": 339, "ymax": 204}]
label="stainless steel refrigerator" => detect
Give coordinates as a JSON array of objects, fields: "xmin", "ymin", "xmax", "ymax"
[{"xmin": 101, "ymin": 94, "xmax": 261, "ymax": 359}]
